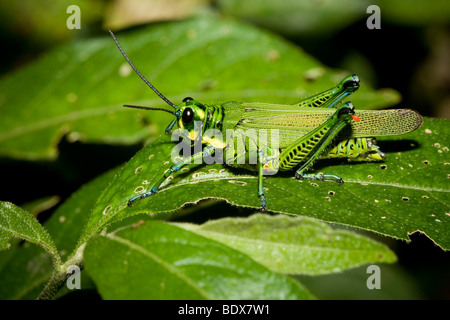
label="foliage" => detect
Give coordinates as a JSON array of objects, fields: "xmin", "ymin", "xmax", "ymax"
[{"xmin": 0, "ymin": 7, "xmax": 448, "ymax": 300}]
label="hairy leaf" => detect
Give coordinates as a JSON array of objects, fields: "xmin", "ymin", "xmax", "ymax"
[
  {"xmin": 0, "ymin": 171, "xmax": 114, "ymax": 299},
  {"xmin": 176, "ymin": 214, "xmax": 397, "ymax": 275},
  {"xmin": 0, "ymin": 201, "xmax": 59, "ymax": 260},
  {"xmin": 84, "ymin": 221, "xmax": 314, "ymax": 299}
]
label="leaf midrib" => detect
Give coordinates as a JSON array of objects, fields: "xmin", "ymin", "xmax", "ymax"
[
  {"xmin": 161, "ymin": 173, "xmax": 449, "ymax": 195},
  {"xmin": 183, "ymin": 227, "xmax": 385, "ymax": 254},
  {"xmin": 105, "ymin": 232, "xmax": 212, "ymax": 299}
]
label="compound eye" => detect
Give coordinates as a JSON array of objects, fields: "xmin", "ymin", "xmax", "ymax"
[
  {"xmin": 343, "ymin": 79, "xmax": 359, "ymax": 90},
  {"xmin": 182, "ymin": 107, "xmax": 194, "ymax": 125},
  {"xmin": 182, "ymin": 97, "xmax": 194, "ymax": 102}
]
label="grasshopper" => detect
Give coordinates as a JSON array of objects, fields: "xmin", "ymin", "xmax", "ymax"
[{"xmin": 110, "ymin": 31, "xmax": 423, "ymax": 212}]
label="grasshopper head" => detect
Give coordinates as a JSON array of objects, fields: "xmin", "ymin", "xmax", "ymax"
[
  {"xmin": 338, "ymin": 102, "xmax": 360, "ymax": 123},
  {"xmin": 123, "ymin": 97, "xmax": 208, "ymax": 141},
  {"xmin": 171, "ymin": 97, "xmax": 208, "ymax": 140},
  {"xmin": 338, "ymin": 74, "xmax": 360, "ymax": 93},
  {"xmin": 110, "ymin": 30, "xmax": 207, "ymax": 139}
]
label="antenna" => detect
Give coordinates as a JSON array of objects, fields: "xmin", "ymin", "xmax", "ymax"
[
  {"xmin": 123, "ymin": 104, "xmax": 175, "ymax": 115},
  {"xmin": 109, "ymin": 30, "xmax": 177, "ymax": 109}
]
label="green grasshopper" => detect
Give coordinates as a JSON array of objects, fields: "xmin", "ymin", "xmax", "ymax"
[{"xmin": 110, "ymin": 31, "xmax": 423, "ymax": 212}]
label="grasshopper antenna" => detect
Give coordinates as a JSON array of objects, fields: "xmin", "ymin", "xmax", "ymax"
[
  {"xmin": 109, "ymin": 30, "xmax": 177, "ymax": 109},
  {"xmin": 123, "ymin": 104, "xmax": 176, "ymax": 115}
]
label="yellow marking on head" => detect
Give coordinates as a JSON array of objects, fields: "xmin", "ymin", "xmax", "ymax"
[
  {"xmin": 196, "ymin": 109, "xmax": 205, "ymax": 119},
  {"xmin": 189, "ymin": 129, "xmax": 200, "ymax": 141}
]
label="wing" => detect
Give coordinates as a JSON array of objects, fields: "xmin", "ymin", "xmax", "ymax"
[{"xmin": 234, "ymin": 103, "xmax": 423, "ymax": 149}]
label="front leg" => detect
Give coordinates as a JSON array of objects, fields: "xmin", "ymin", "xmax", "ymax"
[
  {"xmin": 229, "ymin": 138, "xmax": 271, "ymax": 212},
  {"xmin": 127, "ymin": 145, "xmax": 215, "ymax": 206},
  {"xmin": 295, "ymin": 171, "xmax": 344, "ymax": 185}
]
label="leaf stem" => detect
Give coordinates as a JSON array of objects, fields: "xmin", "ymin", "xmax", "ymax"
[{"xmin": 36, "ymin": 244, "xmax": 86, "ymax": 300}]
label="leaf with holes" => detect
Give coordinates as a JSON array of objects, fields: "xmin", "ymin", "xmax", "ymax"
[
  {"xmin": 80, "ymin": 117, "xmax": 449, "ymax": 251},
  {"xmin": 0, "ymin": 16, "xmax": 398, "ymax": 160}
]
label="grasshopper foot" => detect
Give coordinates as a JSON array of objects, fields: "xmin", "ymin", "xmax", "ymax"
[
  {"xmin": 295, "ymin": 172, "xmax": 344, "ymax": 185},
  {"xmin": 127, "ymin": 190, "xmax": 156, "ymax": 207},
  {"xmin": 259, "ymin": 194, "xmax": 267, "ymax": 212}
]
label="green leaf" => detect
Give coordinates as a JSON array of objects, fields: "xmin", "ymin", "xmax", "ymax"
[
  {"xmin": 216, "ymin": 0, "xmax": 371, "ymax": 36},
  {"xmin": 47, "ymin": 170, "xmax": 118, "ymax": 256},
  {"xmin": 0, "ymin": 201, "xmax": 59, "ymax": 262},
  {"xmin": 0, "ymin": 201, "xmax": 63, "ymax": 299},
  {"xmin": 84, "ymin": 220, "xmax": 314, "ymax": 299},
  {"xmin": 0, "ymin": 171, "xmax": 115, "ymax": 299},
  {"xmin": 0, "ymin": 0, "xmax": 104, "ymax": 46},
  {"xmin": 0, "ymin": 16, "xmax": 398, "ymax": 160},
  {"xmin": 19, "ymin": 196, "xmax": 60, "ymax": 219},
  {"xmin": 175, "ymin": 214, "xmax": 397, "ymax": 275},
  {"xmin": 379, "ymin": 0, "xmax": 450, "ymax": 26},
  {"xmin": 81, "ymin": 117, "xmax": 449, "ymax": 250}
]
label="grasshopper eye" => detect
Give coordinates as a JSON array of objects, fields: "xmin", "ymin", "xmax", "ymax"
[
  {"xmin": 338, "ymin": 102, "xmax": 355, "ymax": 117},
  {"xmin": 341, "ymin": 74, "xmax": 360, "ymax": 92},
  {"xmin": 183, "ymin": 97, "xmax": 194, "ymax": 102},
  {"xmin": 343, "ymin": 79, "xmax": 359, "ymax": 90},
  {"xmin": 182, "ymin": 107, "xmax": 194, "ymax": 125}
]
